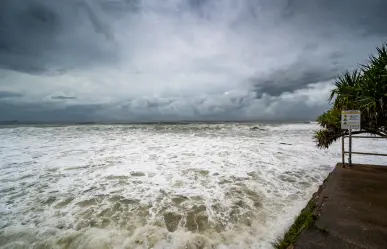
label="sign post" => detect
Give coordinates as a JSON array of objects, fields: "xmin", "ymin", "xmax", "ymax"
[{"xmin": 341, "ymin": 110, "xmax": 361, "ymax": 166}]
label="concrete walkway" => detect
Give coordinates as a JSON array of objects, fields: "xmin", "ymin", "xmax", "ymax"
[{"xmin": 294, "ymin": 164, "xmax": 387, "ymax": 249}]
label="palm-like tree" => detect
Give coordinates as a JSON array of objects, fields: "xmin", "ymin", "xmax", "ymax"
[{"xmin": 315, "ymin": 43, "xmax": 387, "ymax": 148}]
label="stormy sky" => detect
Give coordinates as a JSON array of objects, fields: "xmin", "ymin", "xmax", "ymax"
[{"xmin": 0, "ymin": 0, "xmax": 386, "ymax": 122}]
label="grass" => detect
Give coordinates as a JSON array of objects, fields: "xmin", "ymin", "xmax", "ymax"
[
  {"xmin": 272, "ymin": 199, "xmax": 317, "ymax": 249},
  {"xmin": 272, "ymin": 171, "xmax": 333, "ymax": 249}
]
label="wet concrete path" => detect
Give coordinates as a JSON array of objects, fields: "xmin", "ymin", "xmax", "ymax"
[{"xmin": 295, "ymin": 164, "xmax": 387, "ymax": 249}]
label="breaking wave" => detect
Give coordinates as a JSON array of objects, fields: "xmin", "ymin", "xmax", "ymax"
[{"xmin": 1, "ymin": 123, "xmax": 386, "ymax": 248}]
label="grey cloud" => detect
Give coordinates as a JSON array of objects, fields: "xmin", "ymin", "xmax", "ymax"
[
  {"xmin": 0, "ymin": 0, "xmax": 117, "ymax": 74},
  {"xmin": 74, "ymin": 83, "xmax": 333, "ymax": 122},
  {"xmin": 0, "ymin": 91, "xmax": 23, "ymax": 99},
  {"xmin": 1, "ymin": 0, "xmax": 386, "ymax": 75},
  {"xmin": 0, "ymin": 0, "xmax": 386, "ymax": 121},
  {"xmin": 282, "ymin": 0, "xmax": 387, "ymax": 36},
  {"xmin": 0, "ymin": 101, "xmax": 100, "ymax": 122},
  {"xmin": 51, "ymin": 95, "xmax": 77, "ymax": 100},
  {"xmin": 251, "ymin": 63, "xmax": 340, "ymax": 97},
  {"xmin": 0, "ymin": 81, "xmax": 332, "ymax": 122}
]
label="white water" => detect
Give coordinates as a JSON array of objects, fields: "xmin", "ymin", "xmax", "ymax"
[{"xmin": 0, "ymin": 123, "xmax": 386, "ymax": 249}]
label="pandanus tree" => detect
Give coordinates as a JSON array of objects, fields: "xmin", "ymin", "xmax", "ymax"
[{"xmin": 315, "ymin": 43, "xmax": 387, "ymax": 148}]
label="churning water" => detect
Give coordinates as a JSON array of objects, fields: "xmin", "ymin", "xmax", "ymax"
[{"xmin": 0, "ymin": 123, "xmax": 386, "ymax": 249}]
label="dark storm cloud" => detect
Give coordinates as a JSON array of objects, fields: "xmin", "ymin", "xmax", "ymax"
[
  {"xmin": 0, "ymin": 0, "xmax": 117, "ymax": 74},
  {"xmin": 0, "ymin": 101, "xmax": 100, "ymax": 122},
  {"xmin": 0, "ymin": 0, "xmax": 386, "ymax": 121},
  {"xmin": 0, "ymin": 0, "xmax": 386, "ymax": 75},
  {"xmin": 51, "ymin": 95, "xmax": 77, "ymax": 100},
  {"xmin": 251, "ymin": 62, "xmax": 341, "ymax": 97},
  {"xmin": 0, "ymin": 91, "xmax": 23, "ymax": 99},
  {"xmin": 0, "ymin": 81, "xmax": 336, "ymax": 122},
  {"xmin": 283, "ymin": 0, "xmax": 387, "ymax": 36}
]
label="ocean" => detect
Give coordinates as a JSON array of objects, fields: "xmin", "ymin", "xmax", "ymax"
[{"xmin": 0, "ymin": 123, "xmax": 385, "ymax": 249}]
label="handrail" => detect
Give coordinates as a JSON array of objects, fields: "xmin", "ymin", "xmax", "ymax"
[
  {"xmin": 342, "ymin": 134, "xmax": 387, "ymax": 166},
  {"xmin": 343, "ymin": 135, "xmax": 387, "ymax": 139},
  {"xmin": 343, "ymin": 151, "xmax": 387, "ymax": 157}
]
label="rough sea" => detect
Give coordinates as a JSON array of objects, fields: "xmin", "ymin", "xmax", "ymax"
[{"xmin": 0, "ymin": 123, "xmax": 386, "ymax": 249}]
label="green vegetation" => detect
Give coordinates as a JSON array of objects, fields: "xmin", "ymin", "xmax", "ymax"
[
  {"xmin": 272, "ymin": 200, "xmax": 316, "ymax": 249},
  {"xmin": 315, "ymin": 43, "xmax": 387, "ymax": 148}
]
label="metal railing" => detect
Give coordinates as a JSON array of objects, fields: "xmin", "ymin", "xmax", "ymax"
[{"xmin": 342, "ymin": 135, "xmax": 387, "ymax": 166}]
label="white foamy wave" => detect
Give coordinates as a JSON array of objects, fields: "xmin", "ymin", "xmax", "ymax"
[{"xmin": 0, "ymin": 124, "xmax": 386, "ymax": 249}]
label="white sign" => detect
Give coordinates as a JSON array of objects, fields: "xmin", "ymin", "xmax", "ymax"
[{"xmin": 341, "ymin": 110, "xmax": 361, "ymax": 129}]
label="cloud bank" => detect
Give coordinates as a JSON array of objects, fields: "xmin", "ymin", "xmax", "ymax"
[{"xmin": 0, "ymin": 0, "xmax": 386, "ymax": 122}]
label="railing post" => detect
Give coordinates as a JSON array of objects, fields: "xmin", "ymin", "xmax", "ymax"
[
  {"xmin": 342, "ymin": 136, "xmax": 345, "ymax": 167},
  {"xmin": 349, "ymin": 128, "xmax": 352, "ymax": 166}
]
